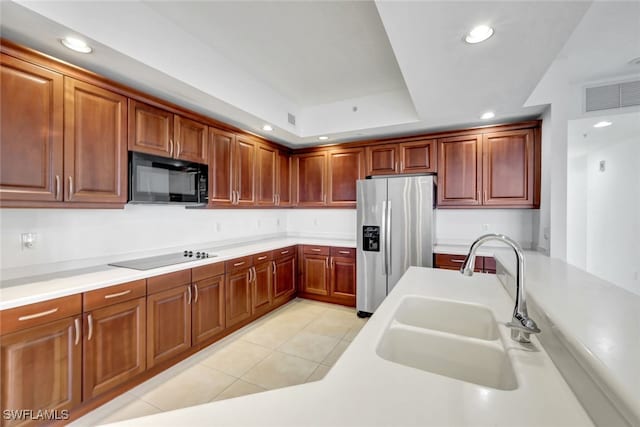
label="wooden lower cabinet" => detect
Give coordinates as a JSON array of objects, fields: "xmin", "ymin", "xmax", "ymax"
[
  {"xmin": 273, "ymin": 254, "xmax": 296, "ymax": 303},
  {"xmin": 300, "ymin": 246, "xmax": 356, "ymax": 306},
  {"xmin": 252, "ymin": 261, "xmax": 273, "ymax": 316},
  {"xmin": 301, "ymin": 253, "xmax": 330, "ymax": 296},
  {"xmin": 225, "ymin": 268, "xmax": 252, "ymax": 328},
  {"xmin": 146, "ymin": 285, "xmax": 192, "ymax": 368},
  {"xmin": 330, "ymin": 256, "xmax": 356, "ymax": 306},
  {"xmin": 82, "ymin": 298, "xmax": 145, "ymax": 400},
  {"xmin": 1, "ymin": 316, "xmax": 82, "ymax": 427},
  {"xmin": 192, "ymin": 275, "xmax": 225, "ymax": 345}
]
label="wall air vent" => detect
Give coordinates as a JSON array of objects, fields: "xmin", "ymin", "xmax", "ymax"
[
  {"xmin": 287, "ymin": 113, "xmax": 296, "ymax": 126},
  {"xmin": 585, "ymin": 80, "xmax": 640, "ymax": 112}
]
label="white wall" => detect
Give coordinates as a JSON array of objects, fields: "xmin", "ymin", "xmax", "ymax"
[
  {"xmin": 566, "ymin": 156, "xmax": 587, "ymax": 270},
  {"xmin": 435, "ymin": 209, "xmax": 534, "ymax": 248},
  {"xmin": 0, "ymin": 206, "xmax": 287, "ymax": 272},
  {"xmin": 285, "ymin": 209, "xmax": 357, "ymax": 240},
  {"xmin": 584, "ymin": 137, "xmax": 640, "ymax": 294}
]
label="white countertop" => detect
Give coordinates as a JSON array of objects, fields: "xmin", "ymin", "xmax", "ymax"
[
  {"xmin": 106, "ymin": 267, "xmax": 592, "ymax": 427},
  {"xmin": 493, "ymin": 250, "xmax": 640, "ymax": 426},
  {"xmin": 0, "ymin": 237, "xmax": 355, "ymax": 310}
]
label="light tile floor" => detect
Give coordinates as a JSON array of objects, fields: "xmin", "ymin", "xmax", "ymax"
[{"xmin": 71, "ymin": 298, "xmax": 367, "ymax": 426}]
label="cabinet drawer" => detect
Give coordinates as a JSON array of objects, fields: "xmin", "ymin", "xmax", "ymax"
[
  {"xmin": 192, "ymin": 262, "xmax": 225, "ymax": 282},
  {"xmin": 303, "ymin": 245, "xmax": 330, "ymax": 255},
  {"xmin": 253, "ymin": 250, "xmax": 274, "ymax": 265},
  {"xmin": 330, "ymin": 247, "xmax": 355, "ymax": 258},
  {"xmin": 1, "ymin": 294, "xmax": 82, "ymax": 335},
  {"xmin": 225, "ymin": 255, "xmax": 253, "ymax": 273},
  {"xmin": 147, "ymin": 269, "xmax": 191, "ymax": 295},
  {"xmin": 83, "ymin": 279, "xmax": 146, "ymax": 312},
  {"xmin": 274, "ymin": 246, "xmax": 296, "ymax": 259},
  {"xmin": 435, "ymin": 253, "xmax": 483, "ymax": 271}
]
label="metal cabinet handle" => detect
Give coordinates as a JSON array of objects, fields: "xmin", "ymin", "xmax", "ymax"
[
  {"xmin": 281, "ymin": 250, "xmax": 289, "ymax": 255},
  {"xmin": 74, "ymin": 318, "xmax": 81, "ymax": 346},
  {"xmin": 87, "ymin": 313, "xmax": 93, "ymax": 341},
  {"xmin": 272, "ymin": 261, "xmax": 276, "ymax": 275},
  {"xmin": 176, "ymin": 141, "xmax": 181, "ymax": 158},
  {"xmin": 169, "ymin": 139, "xmax": 174, "ymax": 157},
  {"xmin": 104, "ymin": 289, "xmax": 131, "ymax": 299},
  {"xmin": 477, "ymin": 190, "xmax": 481, "ymax": 202},
  {"xmin": 18, "ymin": 308, "xmax": 58, "ymax": 321},
  {"xmin": 311, "ymin": 248, "xmax": 321, "ymax": 252},
  {"xmin": 450, "ymin": 259, "xmax": 465, "ymax": 263},
  {"xmin": 331, "ymin": 258, "xmax": 334, "ymax": 269},
  {"xmin": 400, "ymin": 160, "xmax": 404, "ymax": 171},
  {"xmin": 338, "ymin": 250, "xmax": 351, "ymax": 254},
  {"xmin": 326, "ymin": 257, "xmax": 329, "ymax": 269},
  {"xmin": 258, "ymin": 255, "xmax": 268, "ymax": 261},
  {"xmin": 187, "ymin": 285, "xmax": 192, "ymax": 305},
  {"xmin": 252, "ymin": 267, "xmax": 256, "ymax": 283},
  {"xmin": 484, "ymin": 191, "xmax": 487, "ymax": 202},
  {"xmin": 55, "ymin": 175, "xmax": 60, "ymax": 200},
  {"xmin": 323, "ymin": 194, "xmax": 327, "ymax": 204},
  {"xmin": 68, "ymin": 176, "xmax": 73, "ymax": 198},
  {"xmin": 248, "ymin": 267, "xmax": 253, "ymax": 283},
  {"xmin": 234, "ymin": 261, "xmax": 245, "ymax": 267},
  {"xmin": 193, "ymin": 284, "xmax": 199, "ymax": 304}
]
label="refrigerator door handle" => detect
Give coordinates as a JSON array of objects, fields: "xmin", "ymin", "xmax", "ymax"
[
  {"xmin": 382, "ymin": 200, "xmax": 389, "ymax": 275},
  {"xmin": 386, "ymin": 200, "xmax": 392, "ymax": 275}
]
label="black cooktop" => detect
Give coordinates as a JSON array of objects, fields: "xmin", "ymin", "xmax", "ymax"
[{"xmin": 108, "ymin": 250, "xmax": 215, "ymax": 271}]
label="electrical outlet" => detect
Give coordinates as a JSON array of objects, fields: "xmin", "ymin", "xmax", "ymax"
[{"xmin": 21, "ymin": 233, "xmax": 37, "ymax": 250}]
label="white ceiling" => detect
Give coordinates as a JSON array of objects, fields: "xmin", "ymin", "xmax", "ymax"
[
  {"xmin": 2, "ymin": 1, "xmax": 632, "ymax": 147},
  {"xmin": 568, "ymin": 111, "xmax": 640, "ymax": 158},
  {"xmin": 145, "ymin": 1, "xmax": 407, "ymax": 106}
]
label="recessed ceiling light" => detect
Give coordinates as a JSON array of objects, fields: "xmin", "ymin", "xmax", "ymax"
[
  {"xmin": 262, "ymin": 124, "xmax": 273, "ymax": 131},
  {"xmin": 318, "ymin": 136, "xmax": 329, "ymax": 141},
  {"xmin": 60, "ymin": 36, "xmax": 92, "ymax": 53},
  {"xmin": 593, "ymin": 121, "xmax": 612, "ymax": 128},
  {"xmin": 481, "ymin": 111, "xmax": 495, "ymax": 120},
  {"xmin": 465, "ymin": 25, "xmax": 494, "ymax": 44}
]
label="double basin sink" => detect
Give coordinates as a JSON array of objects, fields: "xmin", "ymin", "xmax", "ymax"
[{"xmin": 376, "ymin": 296, "xmax": 517, "ymax": 390}]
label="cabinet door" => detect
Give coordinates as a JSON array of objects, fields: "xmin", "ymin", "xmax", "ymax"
[
  {"xmin": 277, "ymin": 151, "xmax": 292, "ymax": 206},
  {"xmin": 192, "ymin": 275, "xmax": 225, "ymax": 345},
  {"xmin": 437, "ymin": 135, "xmax": 482, "ymax": 207},
  {"xmin": 330, "ymin": 256, "xmax": 356, "ymax": 306},
  {"xmin": 128, "ymin": 100, "xmax": 173, "ymax": 157},
  {"xmin": 256, "ymin": 143, "xmax": 277, "ymax": 206},
  {"xmin": 252, "ymin": 262, "xmax": 273, "ymax": 315},
  {"xmin": 225, "ymin": 269, "xmax": 252, "ymax": 328},
  {"xmin": 146, "ymin": 285, "xmax": 191, "ymax": 368},
  {"xmin": 327, "ymin": 148, "xmax": 363, "ymax": 207},
  {"xmin": 235, "ymin": 136, "xmax": 256, "ymax": 206},
  {"xmin": 83, "ymin": 298, "xmax": 145, "ymax": 400},
  {"xmin": 209, "ymin": 128, "xmax": 235, "ymax": 206},
  {"xmin": 1, "ymin": 54, "xmax": 63, "ymax": 204},
  {"xmin": 482, "ymin": 129, "xmax": 535, "ymax": 207},
  {"xmin": 1, "ymin": 317, "xmax": 81, "ymax": 426},
  {"xmin": 274, "ymin": 255, "xmax": 296, "ymax": 301},
  {"xmin": 64, "ymin": 78, "xmax": 127, "ymax": 204},
  {"xmin": 365, "ymin": 143, "xmax": 398, "ymax": 176},
  {"xmin": 296, "ymin": 152, "xmax": 327, "ymax": 206},
  {"xmin": 302, "ymin": 254, "xmax": 329, "ymax": 296},
  {"xmin": 175, "ymin": 115, "xmax": 207, "ymax": 164},
  {"xmin": 399, "ymin": 139, "xmax": 437, "ymax": 174}
]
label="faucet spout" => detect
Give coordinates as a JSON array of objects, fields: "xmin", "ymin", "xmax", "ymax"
[{"xmin": 460, "ymin": 233, "xmax": 541, "ymax": 343}]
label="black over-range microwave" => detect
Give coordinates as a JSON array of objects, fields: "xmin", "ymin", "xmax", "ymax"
[{"xmin": 129, "ymin": 152, "xmax": 208, "ymax": 205}]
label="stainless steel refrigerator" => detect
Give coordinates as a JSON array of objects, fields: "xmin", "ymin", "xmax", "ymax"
[{"xmin": 356, "ymin": 175, "xmax": 435, "ymax": 316}]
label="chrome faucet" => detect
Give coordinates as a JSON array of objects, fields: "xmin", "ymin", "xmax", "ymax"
[{"xmin": 460, "ymin": 233, "xmax": 541, "ymax": 343}]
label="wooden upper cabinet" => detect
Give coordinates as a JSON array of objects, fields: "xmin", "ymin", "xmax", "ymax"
[
  {"xmin": 327, "ymin": 148, "xmax": 364, "ymax": 207},
  {"xmin": 236, "ymin": 136, "xmax": 257, "ymax": 206},
  {"xmin": 0, "ymin": 54, "xmax": 63, "ymax": 204},
  {"xmin": 399, "ymin": 139, "xmax": 437, "ymax": 174},
  {"xmin": 365, "ymin": 143, "xmax": 398, "ymax": 176},
  {"xmin": 128, "ymin": 100, "xmax": 173, "ymax": 158},
  {"xmin": 174, "ymin": 115, "xmax": 207, "ymax": 164},
  {"xmin": 64, "ymin": 78, "xmax": 127, "ymax": 204},
  {"xmin": 256, "ymin": 143, "xmax": 277, "ymax": 206},
  {"xmin": 1, "ymin": 316, "xmax": 82, "ymax": 426},
  {"xmin": 209, "ymin": 128, "xmax": 235, "ymax": 206},
  {"xmin": 277, "ymin": 151, "xmax": 292, "ymax": 206},
  {"xmin": 296, "ymin": 152, "xmax": 327, "ymax": 206},
  {"xmin": 482, "ymin": 129, "xmax": 535, "ymax": 207},
  {"xmin": 437, "ymin": 135, "xmax": 482, "ymax": 207}
]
